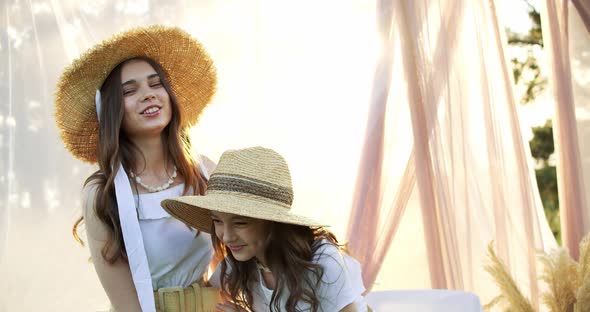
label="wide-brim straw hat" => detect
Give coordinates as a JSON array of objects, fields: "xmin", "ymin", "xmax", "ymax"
[
  {"xmin": 161, "ymin": 147, "xmax": 325, "ymax": 233},
  {"xmin": 54, "ymin": 25, "xmax": 217, "ymax": 163}
]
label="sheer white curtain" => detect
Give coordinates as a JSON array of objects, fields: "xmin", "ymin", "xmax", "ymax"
[
  {"xmin": 0, "ymin": 0, "xmax": 562, "ymax": 311},
  {"xmin": 540, "ymin": 0, "xmax": 590, "ymax": 260},
  {"xmin": 346, "ymin": 0, "xmax": 557, "ymax": 308},
  {"xmin": 0, "ymin": 1, "xmax": 376, "ymax": 310},
  {"xmin": 570, "ymin": 0, "xmax": 590, "ymax": 244}
]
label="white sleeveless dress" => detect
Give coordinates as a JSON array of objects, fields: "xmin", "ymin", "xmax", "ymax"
[{"xmin": 134, "ymin": 183, "xmax": 213, "ymax": 290}]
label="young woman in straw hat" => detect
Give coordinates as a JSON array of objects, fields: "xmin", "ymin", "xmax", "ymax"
[
  {"xmin": 55, "ymin": 26, "xmax": 220, "ymax": 311},
  {"xmin": 162, "ymin": 147, "xmax": 369, "ymax": 312}
]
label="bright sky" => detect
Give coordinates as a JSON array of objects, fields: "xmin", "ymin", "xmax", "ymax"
[
  {"xmin": 496, "ymin": 0, "xmax": 554, "ymax": 141},
  {"xmin": 5, "ymin": 0, "xmax": 550, "ymax": 228},
  {"xmin": 0, "ymin": 3, "xmax": 569, "ymax": 310},
  {"xmin": 497, "ymin": 0, "xmax": 541, "ymax": 34},
  {"xmin": 180, "ymin": 0, "xmax": 552, "ymax": 239}
]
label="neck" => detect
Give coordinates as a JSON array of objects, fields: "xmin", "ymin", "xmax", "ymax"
[
  {"xmin": 255, "ymin": 253, "xmax": 267, "ymax": 266},
  {"xmin": 255, "ymin": 257, "xmax": 270, "ymax": 270},
  {"xmin": 255, "ymin": 257, "xmax": 276, "ymax": 290},
  {"xmin": 129, "ymin": 134, "xmax": 169, "ymax": 174}
]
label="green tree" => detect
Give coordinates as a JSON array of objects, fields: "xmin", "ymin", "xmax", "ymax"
[
  {"xmin": 529, "ymin": 120, "xmax": 560, "ymax": 243},
  {"xmin": 508, "ymin": 1, "xmax": 560, "ymax": 242},
  {"xmin": 530, "ymin": 120, "xmax": 554, "ymax": 166},
  {"xmin": 508, "ymin": 0, "xmax": 547, "ymax": 104}
]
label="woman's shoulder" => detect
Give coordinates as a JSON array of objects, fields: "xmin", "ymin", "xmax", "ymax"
[
  {"xmin": 81, "ymin": 171, "xmax": 105, "ymax": 200},
  {"xmin": 311, "ymin": 240, "xmax": 368, "ymax": 310},
  {"xmin": 197, "ymin": 154, "xmax": 217, "ymax": 176},
  {"xmin": 312, "ymin": 239, "xmax": 342, "ymax": 259},
  {"xmin": 310, "ymin": 239, "xmax": 362, "ymax": 282},
  {"xmin": 81, "ymin": 181, "xmax": 101, "ymax": 209},
  {"xmin": 80, "ymin": 181, "xmax": 111, "ymax": 241}
]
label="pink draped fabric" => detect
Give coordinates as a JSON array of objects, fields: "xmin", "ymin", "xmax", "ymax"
[
  {"xmin": 571, "ymin": 0, "xmax": 590, "ymax": 33},
  {"xmin": 570, "ymin": 0, "xmax": 590, "ymax": 246},
  {"xmin": 345, "ymin": 0, "xmax": 399, "ymax": 292},
  {"xmin": 540, "ymin": 0, "xmax": 590, "ymax": 260},
  {"xmin": 347, "ymin": 0, "xmax": 557, "ymax": 307}
]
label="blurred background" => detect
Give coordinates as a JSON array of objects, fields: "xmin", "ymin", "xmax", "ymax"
[{"xmin": 0, "ymin": 0, "xmax": 587, "ymax": 310}]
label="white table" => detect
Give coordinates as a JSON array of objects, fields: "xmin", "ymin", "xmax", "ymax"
[{"xmin": 365, "ymin": 289, "xmax": 484, "ymax": 312}]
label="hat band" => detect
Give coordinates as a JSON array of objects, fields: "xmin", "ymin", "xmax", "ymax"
[{"xmin": 207, "ymin": 173, "xmax": 293, "ymax": 205}]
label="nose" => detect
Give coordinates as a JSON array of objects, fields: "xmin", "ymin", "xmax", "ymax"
[
  {"xmin": 140, "ymin": 89, "xmax": 156, "ymax": 102},
  {"xmin": 221, "ymin": 224, "xmax": 236, "ymax": 244},
  {"xmin": 142, "ymin": 93, "xmax": 155, "ymax": 102}
]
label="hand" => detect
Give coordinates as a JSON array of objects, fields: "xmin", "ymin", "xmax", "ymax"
[{"xmin": 216, "ymin": 302, "xmax": 247, "ymax": 312}]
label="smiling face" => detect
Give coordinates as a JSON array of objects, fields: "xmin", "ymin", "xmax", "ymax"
[
  {"xmin": 119, "ymin": 59, "xmax": 172, "ymax": 138},
  {"xmin": 211, "ymin": 211, "xmax": 271, "ymax": 264}
]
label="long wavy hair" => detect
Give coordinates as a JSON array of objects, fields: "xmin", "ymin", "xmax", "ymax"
[
  {"xmin": 212, "ymin": 222, "xmax": 346, "ymax": 312},
  {"xmin": 72, "ymin": 56, "xmax": 208, "ymax": 264}
]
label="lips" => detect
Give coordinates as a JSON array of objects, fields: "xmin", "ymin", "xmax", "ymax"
[
  {"xmin": 140, "ymin": 105, "xmax": 162, "ymax": 115},
  {"xmin": 228, "ymin": 245, "xmax": 246, "ymax": 252}
]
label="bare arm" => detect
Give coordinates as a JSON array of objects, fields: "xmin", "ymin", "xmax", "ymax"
[
  {"xmin": 83, "ymin": 184, "xmax": 142, "ymax": 312},
  {"xmin": 339, "ymin": 303, "xmax": 358, "ymax": 312}
]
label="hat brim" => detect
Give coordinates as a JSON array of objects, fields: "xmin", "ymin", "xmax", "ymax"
[
  {"xmin": 161, "ymin": 192, "xmax": 326, "ymax": 233},
  {"xmin": 55, "ymin": 25, "xmax": 216, "ymax": 163}
]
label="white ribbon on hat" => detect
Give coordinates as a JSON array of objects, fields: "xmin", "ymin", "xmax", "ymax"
[{"xmin": 95, "ymin": 90, "xmax": 156, "ymax": 311}]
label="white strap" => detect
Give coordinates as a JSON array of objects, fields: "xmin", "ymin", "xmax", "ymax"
[
  {"xmin": 114, "ymin": 165, "xmax": 156, "ymax": 311},
  {"xmin": 95, "ymin": 90, "xmax": 102, "ymax": 122},
  {"xmin": 97, "ymin": 89, "xmax": 155, "ymax": 310}
]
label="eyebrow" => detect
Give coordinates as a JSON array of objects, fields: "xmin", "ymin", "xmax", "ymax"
[{"xmin": 121, "ymin": 74, "xmax": 160, "ymax": 87}]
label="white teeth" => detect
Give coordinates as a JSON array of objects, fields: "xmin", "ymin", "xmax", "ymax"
[{"xmin": 142, "ymin": 107, "xmax": 160, "ymax": 114}]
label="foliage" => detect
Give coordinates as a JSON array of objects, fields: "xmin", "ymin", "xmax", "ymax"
[
  {"xmin": 507, "ymin": 2, "xmax": 543, "ymax": 47},
  {"xmin": 528, "ymin": 119, "xmax": 560, "ymax": 243},
  {"xmin": 530, "ymin": 120, "xmax": 554, "ymax": 164},
  {"xmin": 535, "ymin": 165, "xmax": 561, "ymax": 244},
  {"xmin": 508, "ymin": 0, "xmax": 547, "ymax": 104},
  {"xmin": 509, "ymin": 1, "xmax": 560, "ymax": 242}
]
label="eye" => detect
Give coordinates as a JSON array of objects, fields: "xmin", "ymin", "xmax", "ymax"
[
  {"xmin": 123, "ymin": 89, "xmax": 136, "ymax": 96},
  {"xmin": 212, "ymin": 219, "xmax": 223, "ymax": 225},
  {"xmin": 150, "ymin": 82, "xmax": 162, "ymax": 88},
  {"xmin": 233, "ymin": 221, "xmax": 249, "ymax": 226}
]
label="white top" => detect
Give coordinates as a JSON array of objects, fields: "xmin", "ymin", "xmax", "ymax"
[
  {"xmin": 135, "ymin": 183, "xmax": 213, "ymax": 290},
  {"xmin": 213, "ymin": 240, "xmax": 368, "ymax": 311}
]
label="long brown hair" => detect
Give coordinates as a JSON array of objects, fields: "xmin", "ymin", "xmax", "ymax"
[
  {"xmin": 72, "ymin": 56, "xmax": 208, "ymax": 264},
  {"xmin": 213, "ymin": 223, "xmax": 345, "ymax": 312}
]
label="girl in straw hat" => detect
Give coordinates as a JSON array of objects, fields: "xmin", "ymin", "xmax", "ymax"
[
  {"xmin": 162, "ymin": 147, "xmax": 369, "ymax": 312},
  {"xmin": 55, "ymin": 26, "xmax": 220, "ymax": 311}
]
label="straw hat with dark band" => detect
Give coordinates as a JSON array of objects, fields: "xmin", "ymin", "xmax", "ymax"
[
  {"xmin": 161, "ymin": 147, "xmax": 325, "ymax": 233},
  {"xmin": 54, "ymin": 25, "xmax": 217, "ymax": 163}
]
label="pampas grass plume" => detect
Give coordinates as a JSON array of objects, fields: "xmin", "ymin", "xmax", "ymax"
[
  {"xmin": 485, "ymin": 242, "xmax": 535, "ymax": 312},
  {"xmin": 539, "ymin": 249, "xmax": 578, "ymax": 312}
]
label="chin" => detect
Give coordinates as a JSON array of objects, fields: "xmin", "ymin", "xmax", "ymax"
[
  {"xmin": 232, "ymin": 253, "xmax": 255, "ymax": 262},
  {"xmin": 145, "ymin": 123, "xmax": 169, "ymax": 134}
]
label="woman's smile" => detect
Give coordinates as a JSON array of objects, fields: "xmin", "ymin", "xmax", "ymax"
[
  {"xmin": 228, "ymin": 244, "xmax": 246, "ymax": 252},
  {"xmin": 140, "ymin": 105, "xmax": 162, "ymax": 116},
  {"xmin": 120, "ymin": 59, "xmax": 172, "ymax": 137}
]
